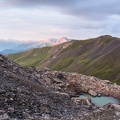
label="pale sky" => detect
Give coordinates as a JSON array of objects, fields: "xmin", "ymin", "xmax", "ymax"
[{"xmin": 0, "ymin": 0, "xmax": 120, "ymax": 41}]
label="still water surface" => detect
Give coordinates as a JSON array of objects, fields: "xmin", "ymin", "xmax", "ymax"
[{"xmin": 80, "ymin": 93, "xmax": 119, "ymax": 107}]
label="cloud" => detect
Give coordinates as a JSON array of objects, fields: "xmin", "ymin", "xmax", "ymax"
[
  {"xmin": 2, "ymin": 0, "xmax": 120, "ymax": 20},
  {"xmin": 0, "ymin": 0, "xmax": 120, "ymax": 41}
]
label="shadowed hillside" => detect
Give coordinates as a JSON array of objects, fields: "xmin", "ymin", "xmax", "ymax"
[{"xmin": 7, "ymin": 35, "xmax": 120, "ymax": 84}]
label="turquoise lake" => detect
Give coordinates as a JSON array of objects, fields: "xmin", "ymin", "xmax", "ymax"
[{"xmin": 80, "ymin": 93, "xmax": 119, "ymax": 107}]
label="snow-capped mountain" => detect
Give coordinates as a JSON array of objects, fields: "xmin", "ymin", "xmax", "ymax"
[
  {"xmin": 12, "ymin": 39, "xmax": 53, "ymax": 51},
  {"xmin": 0, "ymin": 37, "xmax": 70, "ymax": 54},
  {"xmin": 52, "ymin": 37, "xmax": 69, "ymax": 46}
]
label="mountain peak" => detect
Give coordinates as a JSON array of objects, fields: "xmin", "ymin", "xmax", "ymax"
[
  {"xmin": 99, "ymin": 35, "xmax": 112, "ymax": 38},
  {"xmin": 0, "ymin": 37, "xmax": 70, "ymax": 54},
  {"xmin": 52, "ymin": 37, "xmax": 70, "ymax": 46},
  {"xmin": 60, "ymin": 37, "xmax": 69, "ymax": 40}
]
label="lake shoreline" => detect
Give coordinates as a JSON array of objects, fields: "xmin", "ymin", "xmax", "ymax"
[{"xmin": 80, "ymin": 92, "xmax": 120, "ymax": 107}]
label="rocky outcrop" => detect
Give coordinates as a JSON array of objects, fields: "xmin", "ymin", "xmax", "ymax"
[
  {"xmin": 64, "ymin": 73, "xmax": 120, "ymax": 99},
  {"xmin": 0, "ymin": 54, "xmax": 120, "ymax": 120},
  {"xmin": 35, "ymin": 70, "xmax": 120, "ymax": 99},
  {"xmin": 88, "ymin": 89, "xmax": 97, "ymax": 97},
  {"xmin": 71, "ymin": 97, "xmax": 92, "ymax": 106}
]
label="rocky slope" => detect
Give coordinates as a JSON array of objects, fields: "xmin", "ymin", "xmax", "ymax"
[
  {"xmin": 7, "ymin": 35, "xmax": 120, "ymax": 84},
  {"xmin": 0, "ymin": 54, "xmax": 120, "ymax": 119}
]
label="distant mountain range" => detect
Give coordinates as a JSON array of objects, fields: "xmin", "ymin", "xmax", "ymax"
[
  {"xmin": 0, "ymin": 37, "xmax": 70, "ymax": 54},
  {"xmin": 0, "ymin": 39, "xmax": 21, "ymax": 52},
  {"xmin": 7, "ymin": 35, "xmax": 120, "ymax": 84}
]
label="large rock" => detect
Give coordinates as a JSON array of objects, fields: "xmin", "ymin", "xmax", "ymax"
[
  {"xmin": 71, "ymin": 97, "xmax": 82, "ymax": 105},
  {"xmin": 81, "ymin": 97, "xmax": 92, "ymax": 106},
  {"xmin": 71, "ymin": 97, "xmax": 92, "ymax": 106},
  {"xmin": 88, "ymin": 89, "xmax": 97, "ymax": 96}
]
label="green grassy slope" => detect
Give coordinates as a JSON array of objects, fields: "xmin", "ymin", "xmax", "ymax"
[
  {"xmin": 7, "ymin": 35, "xmax": 120, "ymax": 84},
  {"xmin": 7, "ymin": 47, "xmax": 52, "ymax": 67}
]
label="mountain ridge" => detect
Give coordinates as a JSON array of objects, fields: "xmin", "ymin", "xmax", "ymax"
[
  {"xmin": 7, "ymin": 35, "xmax": 120, "ymax": 84},
  {"xmin": 0, "ymin": 37, "xmax": 70, "ymax": 54}
]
